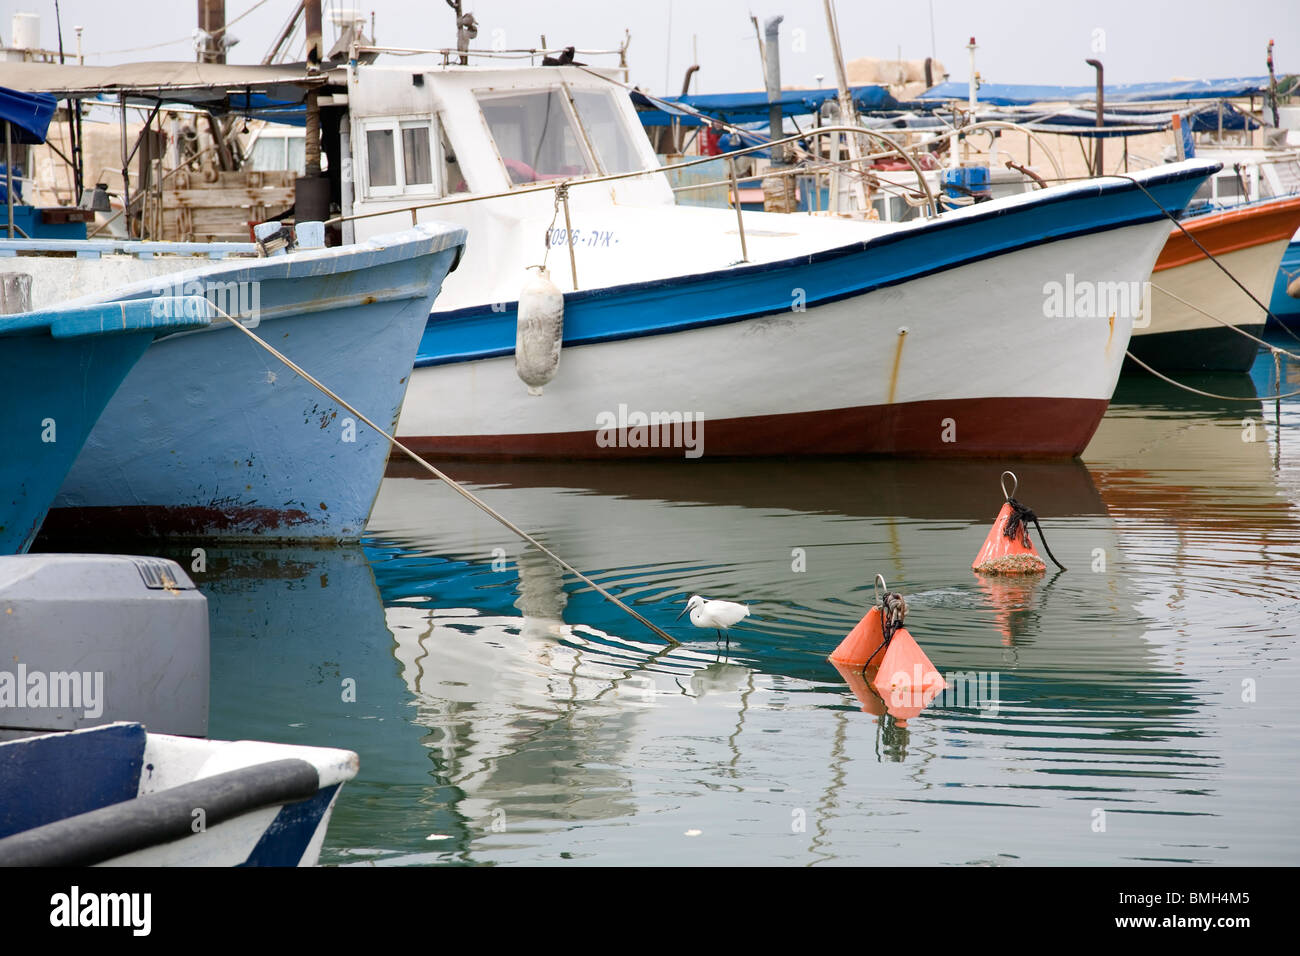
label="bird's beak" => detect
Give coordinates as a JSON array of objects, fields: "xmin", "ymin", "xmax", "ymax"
[{"xmin": 675, "ymin": 606, "xmax": 689, "ymax": 620}]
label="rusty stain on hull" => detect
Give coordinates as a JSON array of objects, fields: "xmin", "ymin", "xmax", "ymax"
[
  {"xmin": 37, "ymin": 504, "xmax": 336, "ymax": 543},
  {"xmin": 886, "ymin": 327, "xmax": 908, "ymax": 405}
]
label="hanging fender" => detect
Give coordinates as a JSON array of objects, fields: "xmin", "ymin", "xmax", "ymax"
[{"xmin": 515, "ymin": 266, "xmax": 564, "ymax": 396}]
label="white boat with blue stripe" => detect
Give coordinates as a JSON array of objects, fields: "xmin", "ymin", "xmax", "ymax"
[{"xmin": 338, "ymin": 63, "xmax": 1220, "ymax": 459}]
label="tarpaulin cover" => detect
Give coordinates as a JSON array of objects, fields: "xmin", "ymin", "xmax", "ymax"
[
  {"xmin": 0, "ymin": 61, "xmax": 329, "ymax": 124},
  {"xmin": 634, "ymin": 85, "xmax": 900, "ymax": 126},
  {"xmin": 917, "ymin": 75, "xmax": 1285, "ymax": 106},
  {"xmin": 0, "ymin": 85, "xmax": 57, "ymax": 144}
]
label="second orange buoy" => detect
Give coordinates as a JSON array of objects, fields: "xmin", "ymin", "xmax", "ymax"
[
  {"xmin": 829, "ymin": 576, "xmax": 946, "ymax": 717},
  {"xmin": 972, "ymin": 471, "xmax": 1052, "ymax": 575}
]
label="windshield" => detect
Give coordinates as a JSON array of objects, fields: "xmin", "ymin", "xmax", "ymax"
[
  {"xmin": 570, "ymin": 90, "xmax": 644, "ymax": 175},
  {"xmin": 478, "ymin": 90, "xmax": 592, "ymax": 185}
]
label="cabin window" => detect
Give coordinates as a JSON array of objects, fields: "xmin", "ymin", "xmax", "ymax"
[
  {"xmin": 1214, "ymin": 174, "xmax": 1245, "ymax": 203},
  {"xmin": 570, "ymin": 90, "xmax": 643, "ymax": 175},
  {"xmin": 362, "ymin": 121, "xmax": 439, "ymax": 197},
  {"xmin": 402, "ymin": 123, "xmax": 434, "ymax": 186},
  {"xmin": 443, "ymin": 127, "xmax": 468, "ymax": 193},
  {"xmin": 1275, "ymin": 159, "xmax": 1300, "ymax": 194},
  {"xmin": 477, "ymin": 90, "xmax": 592, "ymax": 185},
  {"xmin": 247, "ymin": 133, "xmax": 310, "ymax": 175},
  {"xmin": 367, "ymin": 129, "xmax": 397, "ymax": 188}
]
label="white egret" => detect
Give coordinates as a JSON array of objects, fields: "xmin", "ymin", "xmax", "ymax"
[{"xmin": 676, "ymin": 594, "xmax": 750, "ymax": 645}]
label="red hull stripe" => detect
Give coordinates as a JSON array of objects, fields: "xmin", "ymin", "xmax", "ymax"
[{"xmin": 400, "ymin": 396, "xmax": 1110, "ymax": 460}]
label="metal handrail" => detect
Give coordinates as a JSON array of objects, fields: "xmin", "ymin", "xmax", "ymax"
[
  {"xmin": 910, "ymin": 120, "xmax": 1068, "ymax": 182},
  {"xmin": 353, "ymin": 45, "xmax": 626, "ymax": 60},
  {"xmin": 324, "ymin": 124, "xmax": 940, "ymax": 228}
]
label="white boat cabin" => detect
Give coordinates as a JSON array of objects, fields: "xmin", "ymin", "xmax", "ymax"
[{"xmin": 337, "ymin": 63, "xmax": 891, "ymax": 309}]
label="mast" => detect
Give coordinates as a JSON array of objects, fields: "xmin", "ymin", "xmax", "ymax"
[
  {"xmin": 822, "ymin": 0, "xmax": 867, "ymax": 214},
  {"xmin": 197, "ymin": 0, "xmax": 226, "ymax": 64}
]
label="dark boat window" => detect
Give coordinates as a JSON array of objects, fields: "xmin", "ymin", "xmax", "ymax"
[
  {"xmin": 367, "ymin": 129, "xmax": 396, "ymax": 188},
  {"xmin": 403, "ymin": 126, "xmax": 433, "ymax": 186}
]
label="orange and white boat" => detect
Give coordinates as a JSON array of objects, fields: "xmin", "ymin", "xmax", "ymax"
[{"xmin": 1132, "ymin": 190, "xmax": 1300, "ymax": 373}]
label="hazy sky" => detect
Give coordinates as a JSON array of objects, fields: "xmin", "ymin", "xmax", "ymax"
[{"xmin": 3, "ymin": 0, "xmax": 1297, "ymax": 94}]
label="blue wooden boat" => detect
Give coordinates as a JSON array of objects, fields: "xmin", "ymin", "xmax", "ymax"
[
  {"xmin": 1268, "ymin": 238, "xmax": 1300, "ymax": 327},
  {"xmin": 0, "ymin": 722, "xmax": 357, "ymax": 866},
  {"xmin": 0, "ymin": 295, "xmax": 211, "ymax": 553},
  {"xmin": 1, "ymin": 223, "xmax": 465, "ymax": 542}
]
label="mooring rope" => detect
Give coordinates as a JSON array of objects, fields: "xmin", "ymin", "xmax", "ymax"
[
  {"xmin": 1004, "ymin": 496, "xmax": 1067, "ymax": 571},
  {"xmin": 1149, "ymin": 281, "xmax": 1300, "ymax": 362},
  {"xmin": 1124, "ymin": 347, "xmax": 1300, "ymax": 401},
  {"xmin": 207, "ymin": 303, "xmax": 679, "ymax": 646}
]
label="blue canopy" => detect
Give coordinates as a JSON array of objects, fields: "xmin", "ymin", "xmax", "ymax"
[
  {"xmin": 634, "ymin": 85, "xmax": 900, "ymax": 127},
  {"xmin": 917, "ymin": 75, "xmax": 1284, "ymax": 106},
  {"xmin": 987, "ymin": 102, "xmax": 1261, "ymax": 137},
  {"xmin": 0, "ymin": 85, "xmax": 56, "ymax": 144}
]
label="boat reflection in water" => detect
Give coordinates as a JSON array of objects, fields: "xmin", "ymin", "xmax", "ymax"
[
  {"xmin": 355, "ymin": 450, "xmax": 1266, "ymax": 865},
  {"xmin": 1084, "ymin": 348, "xmax": 1300, "ymax": 658},
  {"xmin": 161, "ymin": 394, "xmax": 1300, "ymax": 864},
  {"xmin": 175, "ymin": 546, "xmax": 474, "ymax": 865}
]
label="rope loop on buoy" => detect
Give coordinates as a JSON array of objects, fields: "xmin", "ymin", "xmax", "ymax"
[
  {"xmin": 866, "ymin": 574, "xmax": 908, "ymax": 668},
  {"xmin": 1003, "ymin": 495, "xmax": 1067, "ymax": 571}
]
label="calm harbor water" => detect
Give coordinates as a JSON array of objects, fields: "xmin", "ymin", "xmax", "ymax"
[{"xmin": 161, "ymin": 336, "xmax": 1300, "ymax": 865}]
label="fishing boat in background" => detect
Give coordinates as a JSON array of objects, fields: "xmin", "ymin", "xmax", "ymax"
[
  {"xmin": 911, "ymin": 76, "xmax": 1300, "ymax": 366},
  {"xmin": 0, "ymin": 722, "xmax": 357, "ymax": 866},
  {"xmin": 0, "ymin": 42, "xmax": 1225, "ymax": 460},
  {"xmin": 1189, "ymin": 147, "xmax": 1300, "ymax": 334},
  {"xmin": 333, "ymin": 64, "xmax": 1218, "ymax": 460},
  {"xmin": 0, "ymin": 223, "xmax": 466, "ymax": 542},
  {"xmin": 1133, "ymin": 193, "xmax": 1300, "ymax": 371},
  {"xmin": 1269, "ymin": 240, "xmax": 1300, "ymax": 327},
  {"xmin": 0, "ymin": 294, "xmax": 211, "ymax": 553}
]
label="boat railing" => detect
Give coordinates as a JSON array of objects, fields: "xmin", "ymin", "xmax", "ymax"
[
  {"xmin": 326, "ymin": 125, "xmax": 940, "ymax": 276},
  {"xmin": 0, "ymin": 237, "xmax": 256, "ymax": 259},
  {"xmin": 353, "ymin": 44, "xmax": 628, "ymax": 67}
]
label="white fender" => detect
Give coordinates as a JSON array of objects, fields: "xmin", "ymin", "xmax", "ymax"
[
  {"xmin": 1287, "ymin": 273, "xmax": 1300, "ymax": 300},
  {"xmin": 515, "ymin": 266, "xmax": 564, "ymax": 396}
]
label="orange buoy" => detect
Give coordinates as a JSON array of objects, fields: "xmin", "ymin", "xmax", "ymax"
[
  {"xmin": 972, "ymin": 471, "xmax": 1050, "ymax": 575},
  {"xmin": 828, "ymin": 605, "xmax": 886, "ymax": 667},
  {"xmin": 829, "ymin": 576, "xmax": 946, "ymax": 721},
  {"xmin": 871, "ymin": 626, "xmax": 946, "ymax": 713}
]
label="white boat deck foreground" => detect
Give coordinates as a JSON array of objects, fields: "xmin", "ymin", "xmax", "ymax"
[{"xmin": 0, "ymin": 722, "xmax": 358, "ymax": 867}]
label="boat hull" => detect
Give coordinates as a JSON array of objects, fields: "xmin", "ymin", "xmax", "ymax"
[
  {"xmin": 399, "ymin": 225, "xmax": 1187, "ymax": 459},
  {"xmin": 394, "ymin": 164, "xmax": 1213, "ymax": 460},
  {"xmin": 1, "ymin": 335, "xmax": 151, "ymax": 553},
  {"xmin": 1, "ymin": 300, "xmax": 210, "ymax": 554},
  {"xmin": 38, "ymin": 227, "xmax": 465, "ymax": 542},
  {"xmin": 1266, "ymin": 236, "xmax": 1300, "ymax": 328},
  {"xmin": 1133, "ymin": 197, "xmax": 1300, "ymax": 372}
]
